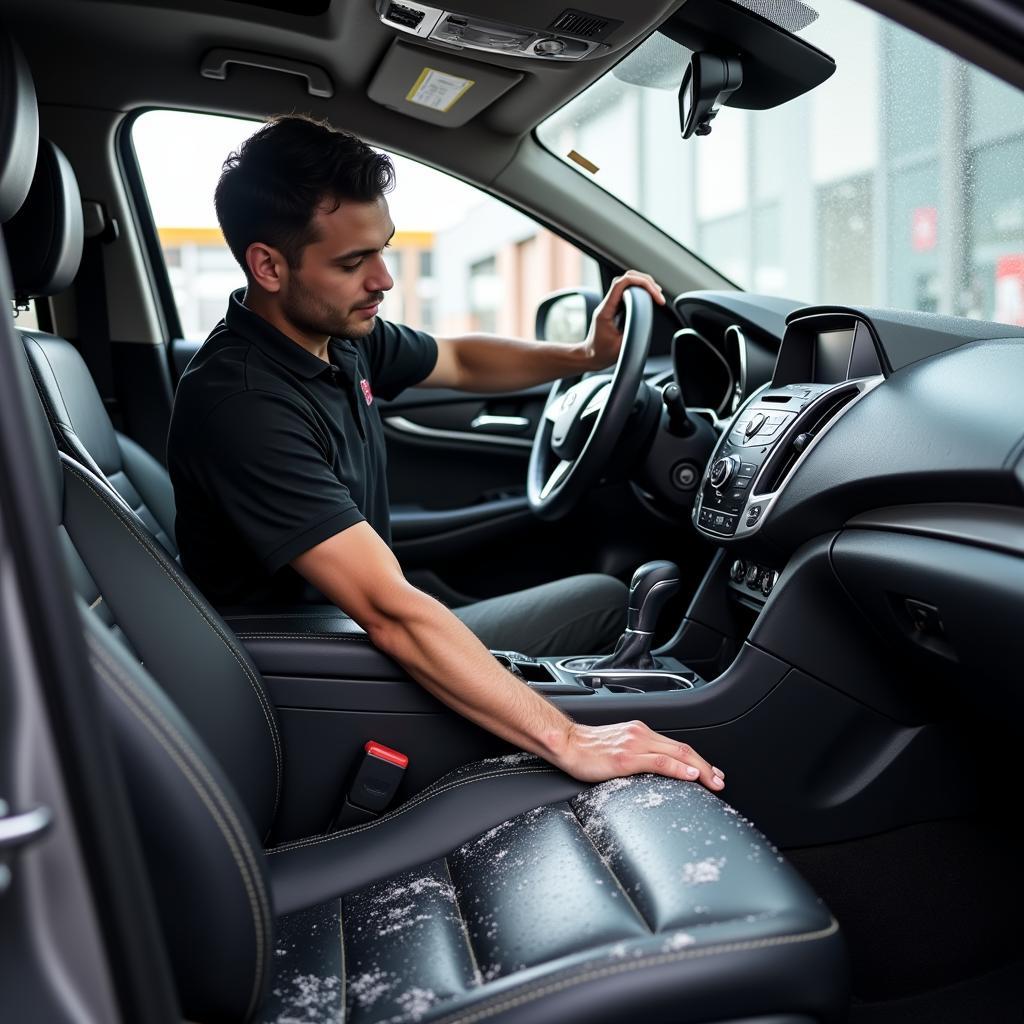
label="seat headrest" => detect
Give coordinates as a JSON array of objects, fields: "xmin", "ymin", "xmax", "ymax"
[
  {"xmin": 6, "ymin": 139, "xmax": 84, "ymax": 303},
  {"xmin": 0, "ymin": 33, "xmax": 39, "ymax": 223}
]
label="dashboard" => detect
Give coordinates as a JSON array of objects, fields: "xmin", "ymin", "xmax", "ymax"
[
  {"xmin": 680, "ymin": 299, "xmax": 1024, "ymax": 558},
  {"xmin": 669, "ymin": 293, "xmax": 1024, "ymax": 729}
]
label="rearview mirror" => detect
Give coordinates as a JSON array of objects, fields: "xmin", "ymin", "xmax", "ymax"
[
  {"xmin": 535, "ymin": 288, "xmax": 602, "ymax": 344},
  {"xmin": 679, "ymin": 52, "xmax": 743, "ymax": 138}
]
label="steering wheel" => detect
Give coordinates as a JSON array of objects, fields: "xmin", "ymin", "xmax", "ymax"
[{"xmin": 527, "ymin": 286, "xmax": 654, "ymax": 521}]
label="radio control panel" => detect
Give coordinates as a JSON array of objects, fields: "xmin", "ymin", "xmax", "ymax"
[{"xmin": 694, "ymin": 383, "xmax": 834, "ymax": 538}]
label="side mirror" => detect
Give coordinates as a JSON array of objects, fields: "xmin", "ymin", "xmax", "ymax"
[
  {"xmin": 679, "ymin": 52, "xmax": 743, "ymax": 139},
  {"xmin": 535, "ymin": 288, "xmax": 603, "ymax": 344}
]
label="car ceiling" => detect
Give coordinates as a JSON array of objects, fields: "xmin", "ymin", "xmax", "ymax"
[{"xmin": 4, "ymin": 0, "xmax": 687, "ymax": 187}]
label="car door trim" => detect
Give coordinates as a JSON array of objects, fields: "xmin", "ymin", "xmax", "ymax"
[{"xmin": 385, "ymin": 415, "xmax": 533, "ymax": 449}]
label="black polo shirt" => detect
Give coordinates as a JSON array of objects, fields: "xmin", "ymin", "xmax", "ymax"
[{"xmin": 167, "ymin": 289, "xmax": 437, "ymax": 608}]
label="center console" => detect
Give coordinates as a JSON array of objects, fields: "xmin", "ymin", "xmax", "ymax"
[{"xmin": 693, "ymin": 312, "xmax": 885, "ymax": 543}]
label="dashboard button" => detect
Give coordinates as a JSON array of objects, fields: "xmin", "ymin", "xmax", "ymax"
[
  {"xmin": 730, "ymin": 559, "xmax": 746, "ymax": 582},
  {"xmin": 738, "ymin": 462, "xmax": 758, "ymax": 477},
  {"xmin": 745, "ymin": 564, "xmax": 760, "ymax": 587},
  {"xmin": 760, "ymin": 570, "xmax": 778, "ymax": 597},
  {"xmin": 671, "ymin": 461, "xmax": 699, "ymax": 490},
  {"xmin": 744, "ymin": 413, "xmax": 767, "ymax": 438},
  {"xmin": 746, "ymin": 504, "xmax": 763, "ymax": 526}
]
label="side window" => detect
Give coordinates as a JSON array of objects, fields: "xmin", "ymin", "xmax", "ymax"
[{"xmin": 131, "ymin": 110, "xmax": 600, "ymax": 340}]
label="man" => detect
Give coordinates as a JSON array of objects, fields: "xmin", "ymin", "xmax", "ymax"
[{"xmin": 168, "ymin": 115, "xmax": 725, "ymax": 791}]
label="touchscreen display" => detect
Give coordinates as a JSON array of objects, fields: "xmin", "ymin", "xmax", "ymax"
[{"xmin": 812, "ymin": 329, "xmax": 855, "ymax": 383}]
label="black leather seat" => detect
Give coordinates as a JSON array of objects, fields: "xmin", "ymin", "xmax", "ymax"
[
  {"xmin": 1, "ymin": 35, "xmax": 847, "ymax": 1023},
  {"xmin": 7, "ymin": 138, "xmax": 178, "ymax": 558}
]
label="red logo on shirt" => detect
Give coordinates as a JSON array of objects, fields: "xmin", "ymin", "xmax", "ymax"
[{"xmin": 359, "ymin": 378, "xmax": 374, "ymax": 405}]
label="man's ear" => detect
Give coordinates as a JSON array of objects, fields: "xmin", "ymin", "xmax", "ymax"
[{"xmin": 245, "ymin": 242, "xmax": 287, "ymax": 294}]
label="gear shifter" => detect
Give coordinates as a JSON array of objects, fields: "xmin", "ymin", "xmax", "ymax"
[{"xmin": 589, "ymin": 560, "xmax": 681, "ymax": 671}]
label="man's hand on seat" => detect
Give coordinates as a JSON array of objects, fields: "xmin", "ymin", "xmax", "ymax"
[
  {"xmin": 550, "ymin": 720, "xmax": 725, "ymax": 791},
  {"xmin": 292, "ymin": 522, "xmax": 725, "ymax": 795}
]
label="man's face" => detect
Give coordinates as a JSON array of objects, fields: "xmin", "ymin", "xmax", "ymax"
[{"xmin": 280, "ymin": 195, "xmax": 395, "ymax": 340}]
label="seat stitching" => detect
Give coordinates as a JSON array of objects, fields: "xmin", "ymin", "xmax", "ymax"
[
  {"xmin": 443, "ymin": 856, "xmax": 484, "ymax": 986},
  {"xmin": 62, "ymin": 456, "xmax": 283, "ymax": 819},
  {"xmin": 33, "ymin": 340, "xmax": 79, "ymax": 438},
  {"xmin": 267, "ymin": 767, "xmax": 558, "ymax": 855},
  {"xmin": 566, "ymin": 802, "xmax": 652, "ymax": 931},
  {"xmin": 24, "ymin": 336, "xmax": 75, "ymax": 432},
  {"xmin": 87, "ymin": 642, "xmax": 269, "ymax": 1019},
  {"xmin": 428, "ymin": 918, "xmax": 841, "ymax": 1024}
]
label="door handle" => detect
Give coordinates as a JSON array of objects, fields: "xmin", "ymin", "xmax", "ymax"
[
  {"xmin": 470, "ymin": 414, "xmax": 531, "ymax": 433},
  {"xmin": 0, "ymin": 800, "xmax": 53, "ymax": 894}
]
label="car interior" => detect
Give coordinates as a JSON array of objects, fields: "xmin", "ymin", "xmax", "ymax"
[{"xmin": 1, "ymin": 0, "xmax": 1023, "ymax": 1022}]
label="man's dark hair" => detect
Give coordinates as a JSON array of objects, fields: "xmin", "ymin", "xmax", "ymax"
[{"xmin": 214, "ymin": 115, "xmax": 395, "ymax": 273}]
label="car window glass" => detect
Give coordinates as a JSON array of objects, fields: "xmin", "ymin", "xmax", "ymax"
[
  {"xmin": 11, "ymin": 303, "xmax": 39, "ymax": 330},
  {"xmin": 132, "ymin": 110, "xmax": 600, "ymax": 340},
  {"xmin": 538, "ymin": 0, "xmax": 1024, "ymax": 325}
]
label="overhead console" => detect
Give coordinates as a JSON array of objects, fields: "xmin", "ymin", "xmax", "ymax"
[{"xmin": 692, "ymin": 311, "xmax": 885, "ymax": 542}]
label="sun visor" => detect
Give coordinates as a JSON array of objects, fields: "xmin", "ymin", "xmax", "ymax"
[{"xmin": 368, "ymin": 40, "xmax": 522, "ymax": 127}]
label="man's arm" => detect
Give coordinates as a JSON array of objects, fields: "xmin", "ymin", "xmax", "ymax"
[
  {"xmin": 420, "ymin": 270, "xmax": 666, "ymax": 393},
  {"xmin": 292, "ymin": 522, "xmax": 725, "ymax": 790}
]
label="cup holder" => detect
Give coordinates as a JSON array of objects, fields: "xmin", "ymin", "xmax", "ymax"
[{"xmin": 589, "ymin": 672, "xmax": 694, "ymax": 693}]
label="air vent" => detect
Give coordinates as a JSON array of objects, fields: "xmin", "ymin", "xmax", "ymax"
[
  {"xmin": 386, "ymin": 2, "xmax": 426, "ymax": 30},
  {"xmin": 756, "ymin": 384, "xmax": 859, "ymax": 494},
  {"xmin": 548, "ymin": 8, "xmax": 621, "ymax": 40}
]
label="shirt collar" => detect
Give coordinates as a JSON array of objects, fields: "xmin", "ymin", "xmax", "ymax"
[{"xmin": 225, "ymin": 288, "xmax": 347, "ymax": 381}]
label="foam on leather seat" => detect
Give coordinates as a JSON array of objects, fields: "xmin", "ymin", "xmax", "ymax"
[{"xmin": 265, "ymin": 766, "xmax": 841, "ymax": 1024}]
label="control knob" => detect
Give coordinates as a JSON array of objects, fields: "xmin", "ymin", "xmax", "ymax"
[
  {"xmin": 760, "ymin": 570, "xmax": 779, "ymax": 597},
  {"xmin": 730, "ymin": 559, "xmax": 746, "ymax": 582},
  {"xmin": 708, "ymin": 455, "xmax": 740, "ymax": 490}
]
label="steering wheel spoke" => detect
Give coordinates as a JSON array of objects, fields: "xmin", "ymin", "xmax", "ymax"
[
  {"xmin": 539, "ymin": 459, "xmax": 573, "ymax": 500},
  {"xmin": 580, "ymin": 381, "xmax": 611, "ymax": 419}
]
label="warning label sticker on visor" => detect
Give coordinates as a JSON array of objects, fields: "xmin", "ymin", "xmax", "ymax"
[{"xmin": 406, "ymin": 68, "xmax": 475, "ymax": 112}]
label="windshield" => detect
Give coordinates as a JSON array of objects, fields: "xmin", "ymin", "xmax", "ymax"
[{"xmin": 538, "ymin": 0, "xmax": 1024, "ymax": 325}]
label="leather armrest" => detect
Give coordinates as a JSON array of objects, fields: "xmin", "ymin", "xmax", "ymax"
[{"xmin": 223, "ymin": 607, "xmax": 407, "ymax": 680}]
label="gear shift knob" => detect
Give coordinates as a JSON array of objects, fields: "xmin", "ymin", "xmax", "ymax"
[
  {"xmin": 627, "ymin": 560, "xmax": 681, "ymax": 634},
  {"xmin": 588, "ymin": 560, "xmax": 681, "ymax": 672}
]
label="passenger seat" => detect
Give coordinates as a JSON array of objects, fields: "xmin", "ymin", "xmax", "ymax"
[{"xmin": 7, "ymin": 139, "xmax": 178, "ymax": 558}]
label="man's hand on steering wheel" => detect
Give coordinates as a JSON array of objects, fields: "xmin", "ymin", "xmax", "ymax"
[{"xmin": 582, "ymin": 270, "xmax": 667, "ymax": 370}]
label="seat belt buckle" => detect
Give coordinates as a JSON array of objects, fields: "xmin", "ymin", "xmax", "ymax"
[{"xmin": 330, "ymin": 741, "xmax": 408, "ymax": 831}]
